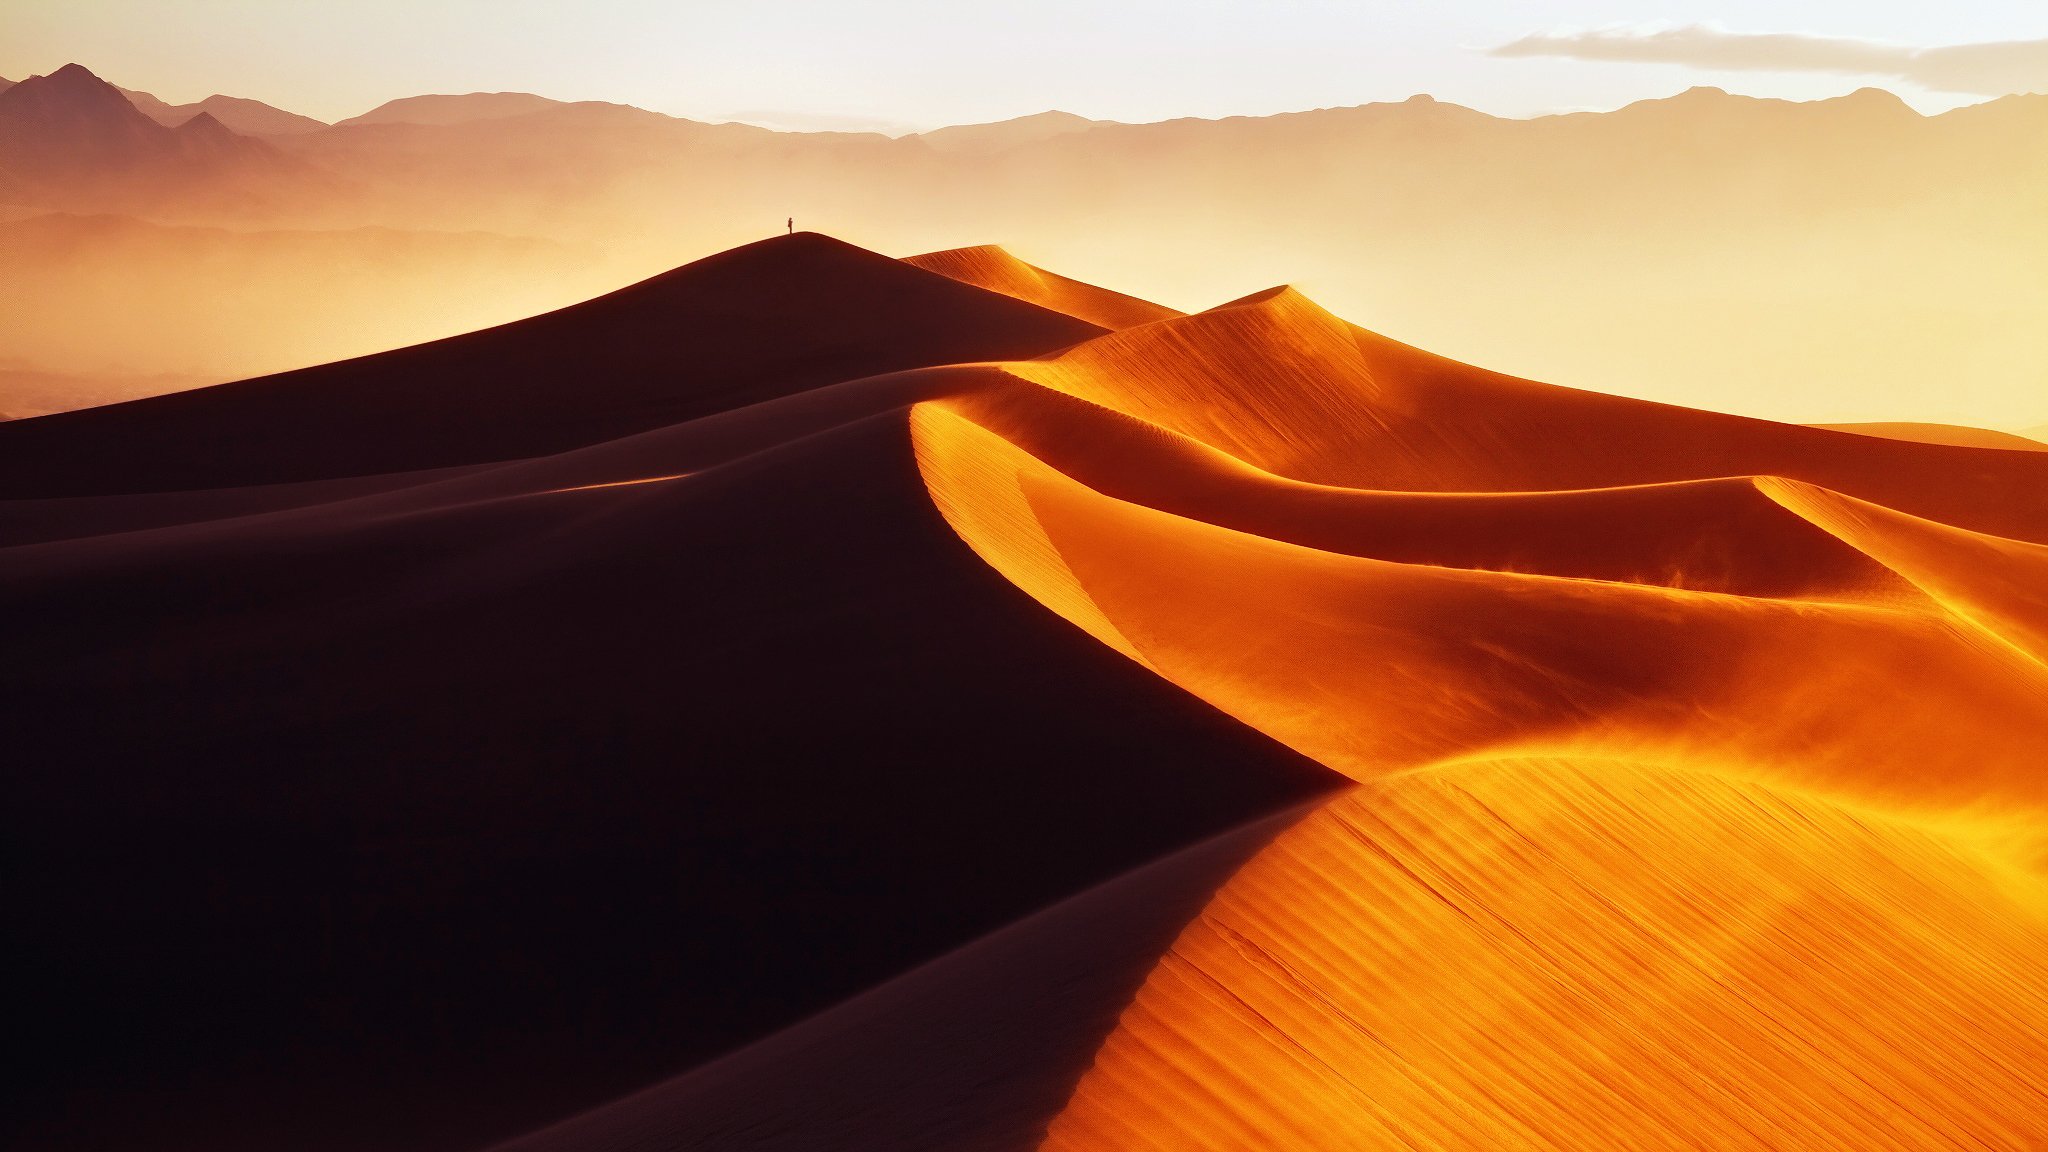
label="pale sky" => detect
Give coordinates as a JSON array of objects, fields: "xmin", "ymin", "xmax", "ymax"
[{"xmin": 3, "ymin": 2, "xmax": 2045, "ymax": 129}]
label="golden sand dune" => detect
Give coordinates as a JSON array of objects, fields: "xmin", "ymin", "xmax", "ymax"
[
  {"xmin": 933, "ymin": 378, "xmax": 1914, "ymax": 601},
  {"xmin": 1002, "ymin": 286, "xmax": 2048, "ymax": 542},
  {"xmin": 901, "ymin": 268, "xmax": 2048, "ymax": 1149},
  {"xmin": 9, "ymin": 235, "xmax": 2045, "ymax": 1150},
  {"xmin": 914, "ymin": 404, "xmax": 2048, "ymax": 826},
  {"xmin": 1044, "ymin": 759, "xmax": 2048, "ymax": 1152},
  {"xmin": 905, "ymin": 245, "xmax": 1182, "ymax": 331}
]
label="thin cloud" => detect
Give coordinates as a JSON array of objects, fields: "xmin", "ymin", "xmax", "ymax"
[{"xmin": 1488, "ymin": 24, "xmax": 2048, "ymax": 96}]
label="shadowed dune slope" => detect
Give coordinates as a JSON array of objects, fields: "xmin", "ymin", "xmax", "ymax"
[
  {"xmin": 905, "ymin": 245, "xmax": 1182, "ymax": 330},
  {"xmin": 0, "ymin": 232, "xmax": 1102, "ymax": 498},
  {"xmin": 490, "ymin": 806, "xmax": 1314, "ymax": 1152},
  {"xmin": 1, "ymin": 396, "xmax": 1335, "ymax": 1151},
  {"xmin": 1044, "ymin": 760, "xmax": 2048, "ymax": 1151}
]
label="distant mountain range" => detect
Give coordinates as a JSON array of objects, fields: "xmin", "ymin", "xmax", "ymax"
[
  {"xmin": 2, "ymin": 62, "xmax": 2044, "ymax": 430},
  {"xmin": 0, "ymin": 63, "xmax": 320, "ymax": 212},
  {"xmin": 120, "ymin": 86, "xmax": 327, "ymax": 135}
]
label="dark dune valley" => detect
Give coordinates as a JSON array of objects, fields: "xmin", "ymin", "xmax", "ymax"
[
  {"xmin": 8, "ymin": 17, "xmax": 2048, "ymax": 1150},
  {"xmin": 7, "ymin": 227, "xmax": 2048, "ymax": 1150}
]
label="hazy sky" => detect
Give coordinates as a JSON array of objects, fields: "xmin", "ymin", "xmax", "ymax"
[{"xmin": 4, "ymin": 2, "xmax": 2045, "ymax": 129}]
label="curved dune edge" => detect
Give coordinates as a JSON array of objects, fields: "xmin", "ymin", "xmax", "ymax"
[
  {"xmin": 1758, "ymin": 476, "xmax": 2048, "ymax": 666},
  {"xmin": 912, "ymin": 400, "xmax": 2048, "ymax": 844},
  {"xmin": 905, "ymin": 245, "xmax": 1184, "ymax": 332},
  {"xmin": 985, "ymin": 285, "xmax": 2048, "ymax": 545},
  {"xmin": 934, "ymin": 375, "xmax": 1921, "ymax": 604},
  {"xmin": 1005, "ymin": 286, "xmax": 1389, "ymax": 486},
  {"xmin": 1041, "ymin": 758, "xmax": 2048, "ymax": 1151},
  {"xmin": 912, "ymin": 403, "xmax": 1148, "ymax": 667}
]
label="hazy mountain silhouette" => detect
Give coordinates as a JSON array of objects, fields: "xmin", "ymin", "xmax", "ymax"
[
  {"xmin": 5, "ymin": 65, "xmax": 2046, "ymax": 428},
  {"xmin": 335, "ymin": 90, "xmax": 567, "ymax": 127},
  {"xmin": 0, "ymin": 63, "xmax": 184, "ymax": 179},
  {"xmin": 911, "ymin": 109, "xmax": 1104, "ymax": 154},
  {"xmin": 0, "ymin": 63, "xmax": 320, "ymax": 213},
  {"xmin": 121, "ymin": 85, "xmax": 328, "ymax": 134}
]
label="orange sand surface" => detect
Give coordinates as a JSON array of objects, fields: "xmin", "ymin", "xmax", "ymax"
[
  {"xmin": 905, "ymin": 245, "xmax": 1182, "ymax": 331},
  {"xmin": 907, "ymin": 271, "xmax": 2048, "ymax": 1149},
  {"xmin": 9, "ymin": 235, "xmax": 2045, "ymax": 1151},
  {"xmin": 1044, "ymin": 759, "xmax": 2048, "ymax": 1151}
]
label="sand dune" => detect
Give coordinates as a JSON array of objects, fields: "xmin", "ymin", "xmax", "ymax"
[
  {"xmin": 7, "ymin": 235, "xmax": 2045, "ymax": 1151},
  {"xmin": 905, "ymin": 245, "xmax": 1181, "ymax": 330},
  {"xmin": 489, "ymin": 806, "xmax": 1316, "ymax": 1152},
  {"xmin": 0, "ymin": 233, "xmax": 1099, "ymax": 497},
  {"xmin": 3, "ymin": 397, "xmax": 1331, "ymax": 1150},
  {"xmin": 931, "ymin": 380, "xmax": 1912, "ymax": 601},
  {"xmin": 905, "ymin": 267, "xmax": 2048, "ymax": 1149},
  {"xmin": 1002, "ymin": 288, "xmax": 2048, "ymax": 542},
  {"xmin": 1045, "ymin": 760, "xmax": 2048, "ymax": 1151},
  {"xmin": 915, "ymin": 403, "xmax": 2048, "ymax": 823}
]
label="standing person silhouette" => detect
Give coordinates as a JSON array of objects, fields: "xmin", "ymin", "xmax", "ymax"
[{"xmin": 787, "ymin": 216, "xmax": 793, "ymax": 235}]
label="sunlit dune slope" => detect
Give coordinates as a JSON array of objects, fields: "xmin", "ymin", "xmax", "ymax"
[
  {"xmin": 912, "ymin": 405, "xmax": 2048, "ymax": 832},
  {"xmin": 0, "ymin": 232, "xmax": 1102, "ymax": 498},
  {"xmin": 1005, "ymin": 286, "xmax": 2048, "ymax": 542},
  {"xmin": 1759, "ymin": 477, "xmax": 2048, "ymax": 665},
  {"xmin": 905, "ymin": 245, "xmax": 1182, "ymax": 330},
  {"xmin": 894, "ymin": 266, "xmax": 2048, "ymax": 1152},
  {"xmin": 1045, "ymin": 759, "xmax": 2048, "ymax": 1151},
  {"xmin": 931, "ymin": 379, "xmax": 1917, "ymax": 602}
]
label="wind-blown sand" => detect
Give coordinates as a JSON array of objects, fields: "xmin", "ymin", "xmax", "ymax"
[
  {"xmin": 5, "ymin": 234, "xmax": 2045, "ymax": 1151},
  {"xmin": 1811, "ymin": 421, "xmax": 2048, "ymax": 452}
]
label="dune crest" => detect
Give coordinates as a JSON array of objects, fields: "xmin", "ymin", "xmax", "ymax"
[
  {"xmin": 905, "ymin": 245, "xmax": 1181, "ymax": 331},
  {"xmin": 913, "ymin": 397, "xmax": 2048, "ymax": 830},
  {"xmin": 1811, "ymin": 421, "xmax": 2048, "ymax": 453}
]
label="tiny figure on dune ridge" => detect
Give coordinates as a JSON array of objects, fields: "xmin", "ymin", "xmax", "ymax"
[{"xmin": 787, "ymin": 216, "xmax": 793, "ymax": 235}]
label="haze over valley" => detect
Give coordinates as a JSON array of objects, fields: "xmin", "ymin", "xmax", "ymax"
[{"xmin": 4, "ymin": 60, "xmax": 2045, "ymax": 429}]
